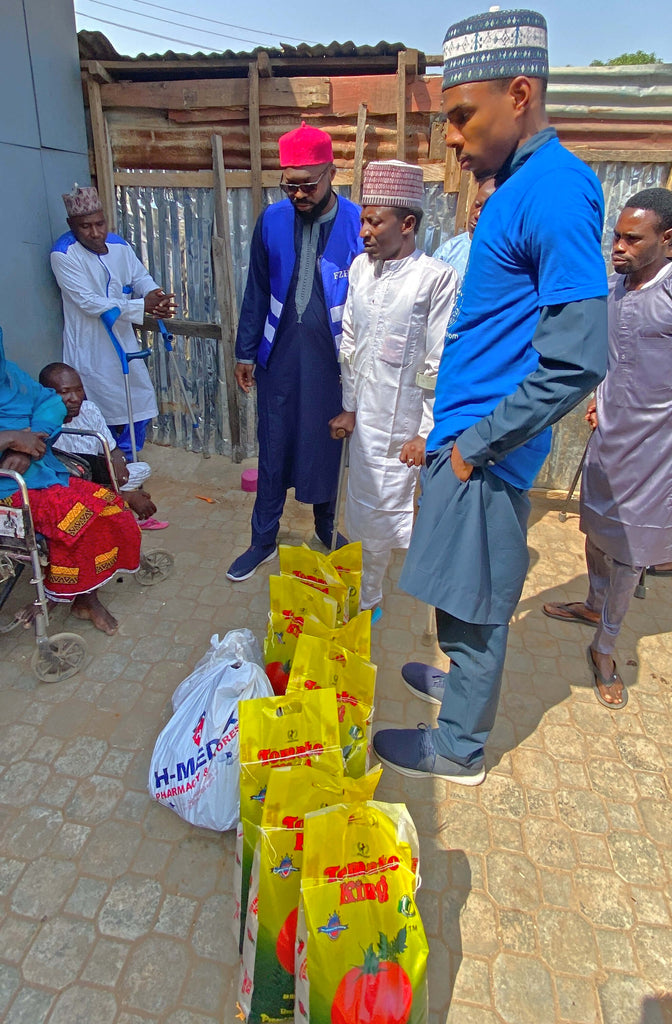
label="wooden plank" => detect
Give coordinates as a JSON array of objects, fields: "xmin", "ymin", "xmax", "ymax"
[
  {"xmin": 248, "ymin": 62, "xmax": 263, "ymax": 222},
  {"xmin": 85, "ymin": 60, "xmax": 113, "ymax": 84},
  {"xmin": 454, "ymin": 171, "xmax": 472, "ymax": 234},
  {"xmin": 211, "ymin": 135, "xmax": 242, "ymax": 462},
  {"xmin": 351, "ymin": 103, "xmax": 368, "ymax": 205},
  {"xmin": 114, "ymin": 166, "xmax": 447, "ymax": 189},
  {"xmin": 143, "ymin": 315, "xmax": 221, "ymax": 338},
  {"xmin": 330, "ymin": 75, "xmax": 441, "ymax": 117},
  {"xmin": 565, "ymin": 146, "xmax": 672, "ymax": 162},
  {"xmin": 87, "ymin": 77, "xmax": 117, "ymax": 231},
  {"xmin": 100, "ymin": 77, "xmax": 330, "ymax": 111},
  {"xmin": 396, "ymin": 53, "xmax": 407, "ymax": 161},
  {"xmin": 444, "ymin": 149, "xmax": 461, "ymax": 193},
  {"xmin": 257, "ymin": 51, "xmax": 273, "ymax": 78}
]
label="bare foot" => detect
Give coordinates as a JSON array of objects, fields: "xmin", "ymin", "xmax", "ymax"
[
  {"xmin": 71, "ymin": 593, "xmax": 118, "ymax": 635},
  {"xmin": 588, "ymin": 647, "xmax": 625, "ymax": 705}
]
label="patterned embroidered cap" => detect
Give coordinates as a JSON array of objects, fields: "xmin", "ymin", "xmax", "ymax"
[
  {"xmin": 361, "ymin": 161, "xmax": 424, "ymax": 209},
  {"xmin": 442, "ymin": 8, "xmax": 548, "ymax": 89},
  {"xmin": 62, "ymin": 183, "xmax": 104, "ymax": 218}
]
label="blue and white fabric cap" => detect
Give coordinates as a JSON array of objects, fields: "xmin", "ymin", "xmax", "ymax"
[{"xmin": 443, "ymin": 8, "xmax": 548, "ymax": 89}]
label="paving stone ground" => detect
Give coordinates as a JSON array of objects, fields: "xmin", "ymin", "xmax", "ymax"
[{"xmin": 1, "ymin": 445, "xmax": 671, "ymax": 1024}]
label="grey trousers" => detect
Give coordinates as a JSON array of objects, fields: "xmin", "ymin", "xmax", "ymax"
[{"xmin": 585, "ymin": 536, "xmax": 642, "ymax": 655}]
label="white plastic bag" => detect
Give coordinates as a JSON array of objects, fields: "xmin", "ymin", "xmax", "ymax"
[
  {"xmin": 172, "ymin": 629, "xmax": 264, "ymax": 711},
  {"xmin": 149, "ymin": 632, "xmax": 272, "ymax": 831}
]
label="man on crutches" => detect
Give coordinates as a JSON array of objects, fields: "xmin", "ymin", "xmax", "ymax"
[{"xmin": 50, "ymin": 184, "xmax": 176, "ymax": 460}]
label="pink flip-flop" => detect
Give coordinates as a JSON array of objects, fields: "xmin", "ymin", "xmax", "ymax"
[{"xmin": 138, "ymin": 517, "xmax": 169, "ymax": 530}]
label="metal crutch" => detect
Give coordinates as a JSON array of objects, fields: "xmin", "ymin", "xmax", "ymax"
[
  {"xmin": 558, "ymin": 433, "xmax": 592, "ymax": 522},
  {"xmin": 100, "ymin": 307, "xmax": 151, "ymax": 464},
  {"xmin": 156, "ymin": 319, "xmax": 204, "ymax": 450},
  {"xmin": 331, "ymin": 429, "xmax": 349, "ymax": 552}
]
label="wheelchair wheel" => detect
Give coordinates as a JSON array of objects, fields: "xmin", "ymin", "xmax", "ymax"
[
  {"xmin": 135, "ymin": 549, "xmax": 174, "ymax": 586},
  {"xmin": 31, "ymin": 632, "xmax": 88, "ymax": 683}
]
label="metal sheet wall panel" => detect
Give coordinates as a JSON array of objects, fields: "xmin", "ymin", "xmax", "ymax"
[{"xmin": 118, "ymin": 164, "xmax": 671, "ymax": 488}]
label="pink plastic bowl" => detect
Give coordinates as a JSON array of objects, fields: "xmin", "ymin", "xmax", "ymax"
[{"xmin": 241, "ymin": 469, "xmax": 258, "ymax": 493}]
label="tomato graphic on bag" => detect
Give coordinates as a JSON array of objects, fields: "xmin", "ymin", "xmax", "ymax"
[{"xmin": 331, "ymin": 929, "xmax": 413, "ymax": 1024}]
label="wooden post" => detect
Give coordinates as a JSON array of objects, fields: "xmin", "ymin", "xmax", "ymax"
[
  {"xmin": 454, "ymin": 170, "xmax": 477, "ymax": 234},
  {"xmin": 395, "ymin": 50, "xmax": 418, "ymax": 162},
  {"xmin": 443, "ymin": 149, "xmax": 461, "ymax": 193},
  {"xmin": 211, "ymin": 134, "xmax": 243, "ymax": 461},
  {"xmin": 87, "ymin": 77, "xmax": 116, "ymax": 230},
  {"xmin": 396, "ymin": 52, "xmax": 407, "ymax": 161},
  {"xmin": 248, "ymin": 61, "xmax": 263, "ymax": 223},
  {"xmin": 352, "ymin": 102, "xmax": 368, "ymax": 205}
]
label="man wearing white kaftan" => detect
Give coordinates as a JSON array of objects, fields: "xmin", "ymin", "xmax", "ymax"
[
  {"xmin": 332, "ymin": 161, "xmax": 458, "ymax": 610},
  {"xmin": 544, "ymin": 188, "xmax": 672, "ymax": 710},
  {"xmin": 50, "ymin": 185, "xmax": 175, "ymax": 455}
]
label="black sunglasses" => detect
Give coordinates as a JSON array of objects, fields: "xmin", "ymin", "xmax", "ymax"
[{"xmin": 279, "ymin": 167, "xmax": 330, "ymax": 196}]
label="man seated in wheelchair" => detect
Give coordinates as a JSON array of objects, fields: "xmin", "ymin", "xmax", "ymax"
[
  {"xmin": 39, "ymin": 362, "xmax": 168, "ymax": 530},
  {"xmin": 0, "ymin": 334, "xmax": 140, "ymax": 635}
]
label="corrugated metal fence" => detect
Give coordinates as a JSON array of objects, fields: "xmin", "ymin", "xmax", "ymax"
[{"xmin": 117, "ymin": 161, "xmax": 670, "ymax": 487}]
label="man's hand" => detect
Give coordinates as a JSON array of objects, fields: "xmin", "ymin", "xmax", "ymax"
[
  {"xmin": 3, "ymin": 430, "xmax": 47, "ymax": 459},
  {"xmin": 400, "ymin": 435, "xmax": 426, "ymax": 468},
  {"xmin": 328, "ymin": 411, "xmax": 356, "ymax": 439},
  {"xmin": 144, "ymin": 288, "xmax": 177, "ymax": 318},
  {"xmin": 111, "ymin": 448, "xmax": 130, "ymax": 487},
  {"xmin": 585, "ymin": 399, "xmax": 598, "ymax": 430},
  {"xmin": 126, "ymin": 489, "xmax": 157, "ymax": 520},
  {"xmin": 0, "ymin": 451, "xmax": 32, "ymax": 474},
  {"xmin": 451, "ymin": 442, "xmax": 474, "ymax": 482},
  {"xmin": 235, "ymin": 362, "xmax": 256, "ymax": 393}
]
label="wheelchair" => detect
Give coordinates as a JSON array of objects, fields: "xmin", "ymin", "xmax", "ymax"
[{"xmin": 0, "ymin": 429, "xmax": 174, "ymax": 683}]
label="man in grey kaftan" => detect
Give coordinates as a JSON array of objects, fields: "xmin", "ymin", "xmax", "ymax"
[{"xmin": 544, "ymin": 188, "xmax": 672, "ymax": 708}]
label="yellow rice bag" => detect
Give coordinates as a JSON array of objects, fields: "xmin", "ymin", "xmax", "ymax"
[
  {"xmin": 296, "ymin": 801, "xmax": 427, "ymax": 1024},
  {"xmin": 326, "ymin": 542, "xmax": 363, "ymax": 622},
  {"xmin": 238, "ymin": 765, "xmax": 382, "ymax": 1023},
  {"xmin": 235, "ymin": 689, "xmax": 342, "ymax": 951},
  {"xmin": 278, "ymin": 545, "xmax": 349, "ymax": 624},
  {"xmin": 287, "ymin": 634, "xmax": 376, "ymax": 778}
]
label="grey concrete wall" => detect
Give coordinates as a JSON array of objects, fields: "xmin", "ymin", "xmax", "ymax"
[{"xmin": 0, "ymin": 0, "xmax": 90, "ymax": 378}]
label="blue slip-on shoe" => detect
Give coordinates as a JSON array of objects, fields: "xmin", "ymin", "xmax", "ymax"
[
  {"xmin": 372, "ymin": 724, "xmax": 485, "ymax": 786},
  {"xmin": 401, "ymin": 662, "xmax": 447, "ymax": 706},
  {"xmin": 313, "ymin": 524, "xmax": 349, "ymax": 550},
  {"xmin": 226, "ymin": 544, "xmax": 277, "ymax": 582}
]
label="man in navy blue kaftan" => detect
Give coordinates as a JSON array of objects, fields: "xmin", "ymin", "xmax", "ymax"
[{"xmin": 226, "ymin": 123, "xmax": 362, "ymax": 581}]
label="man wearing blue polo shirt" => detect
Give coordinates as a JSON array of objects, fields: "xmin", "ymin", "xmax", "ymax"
[{"xmin": 373, "ymin": 8, "xmax": 608, "ymax": 785}]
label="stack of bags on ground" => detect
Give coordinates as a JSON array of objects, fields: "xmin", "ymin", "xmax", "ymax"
[{"xmin": 148, "ymin": 542, "xmax": 429, "ymax": 1022}]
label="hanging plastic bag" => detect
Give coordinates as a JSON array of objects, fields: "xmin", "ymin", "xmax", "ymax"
[
  {"xmin": 287, "ymin": 634, "xmax": 376, "ymax": 778},
  {"xmin": 264, "ymin": 609, "xmax": 372, "ymax": 694},
  {"xmin": 148, "ymin": 640, "xmax": 272, "ymax": 832},
  {"xmin": 295, "ymin": 801, "xmax": 427, "ymax": 1024},
  {"xmin": 238, "ymin": 764, "xmax": 382, "ymax": 1024},
  {"xmin": 235, "ymin": 689, "xmax": 342, "ymax": 950}
]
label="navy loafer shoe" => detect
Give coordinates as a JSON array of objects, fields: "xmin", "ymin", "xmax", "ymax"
[
  {"xmin": 401, "ymin": 662, "xmax": 447, "ymax": 706},
  {"xmin": 372, "ymin": 725, "xmax": 485, "ymax": 786},
  {"xmin": 226, "ymin": 544, "xmax": 277, "ymax": 582}
]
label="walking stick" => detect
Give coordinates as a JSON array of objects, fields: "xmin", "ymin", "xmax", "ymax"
[
  {"xmin": 331, "ymin": 429, "xmax": 349, "ymax": 553},
  {"xmin": 558, "ymin": 433, "xmax": 592, "ymax": 522},
  {"xmin": 100, "ymin": 307, "xmax": 151, "ymax": 463},
  {"xmin": 156, "ymin": 319, "xmax": 204, "ymax": 449}
]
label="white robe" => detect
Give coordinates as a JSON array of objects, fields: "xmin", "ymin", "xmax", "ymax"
[
  {"xmin": 51, "ymin": 233, "xmax": 159, "ymax": 424},
  {"xmin": 341, "ymin": 249, "xmax": 458, "ymax": 563}
]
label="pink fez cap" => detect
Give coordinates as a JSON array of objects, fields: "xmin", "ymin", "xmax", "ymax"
[
  {"xmin": 278, "ymin": 122, "xmax": 333, "ymax": 168},
  {"xmin": 361, "ymin": 161, "xmax": 424, "ymax": 209}
]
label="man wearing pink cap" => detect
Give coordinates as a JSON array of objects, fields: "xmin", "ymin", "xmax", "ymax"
[
  {"xmin": 227, "ymin": 123, "xmax": 362, "ymax": 581},
  {"xmin": 329, "ymin": 160, "xmax": 458, "ymax": 614}
]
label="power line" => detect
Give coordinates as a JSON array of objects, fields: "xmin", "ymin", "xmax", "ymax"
[
  {"xmin": 93, "ymin": 0, "xmax": 318, "ymax": 44},
  {"xmin": 83, "ymin": 0, "xmax": 284, "ymax": 48},
  {"xmin": 75, "ymin": 10, "xmax": 248, "ymax": 51}
]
